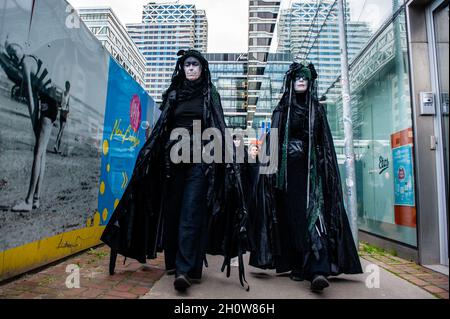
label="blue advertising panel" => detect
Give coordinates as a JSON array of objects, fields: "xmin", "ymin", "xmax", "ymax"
[{"xmin": 97, "ymin": 58, "xmax": 153, "ymax": 226}]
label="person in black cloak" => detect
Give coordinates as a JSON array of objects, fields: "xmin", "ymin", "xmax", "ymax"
[
  {"xmin": 232, "ymin": 134, "xmax": 251, "ymax": 216},
  {"xmin": 244, "ymin": 143, "xmax": 260, "ymax": 231},
  {"xmin": 247, "ymin": 144, "xmax": 260, "ymax": 193},
  {"xmin": 232, "ymin": 133, "xmax": 247, "ymax": 166},
  {"xmin": 248, "ymin": 62, "xmax": 363, "ymax": 292},
  {"xmin": 101, "ymin": 49, "xmax": 249, "ymax": 292}
]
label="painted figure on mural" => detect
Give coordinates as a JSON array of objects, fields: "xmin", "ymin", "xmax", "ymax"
[
  {"xmin": 0, "ymin": 41, "xmax": 53, "ymax": 136},
  {"xmin": 1, "ymin": 41, "xmax": 63, "ymax": 213},
  {"xmin": 248, "ymin": 62, "xmax": 363, "ymax": 292},
  {"xmin": 101, "ymin": 49, "xmax": 249, "ymax": 292},
  {"xmin": 54, "ymin": 80, "xmax": 71, "ymax": 155}
]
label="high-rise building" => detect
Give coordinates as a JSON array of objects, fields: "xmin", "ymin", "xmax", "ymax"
[
  {"xmin": 277, "ymin": 0, "xmax": 372, "ymax": 96},
  {"xmin": 126, "ymin": 2, "xmax": 208, "ymax": 103},
  {"xmin": 77, "ymin": 7, "xmax": 146, "ymax": 87},
  {"xmin": 246, "ymin": 0, "xmax": 281, "ymax": 129},
  {"xmin": 251, "ymin": 52, "xmax": 292, "ymax": 140},
  {"xmin": 194, "ymin": 10, "xmax": 208, "ymax": 53}
]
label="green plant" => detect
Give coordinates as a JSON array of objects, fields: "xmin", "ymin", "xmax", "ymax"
[{"xmin": 360, "ymin": 242, "xmax": 386, "ymax": 255}]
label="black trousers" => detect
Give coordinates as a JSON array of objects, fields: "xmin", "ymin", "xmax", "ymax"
[
  {"xmin": 162, "ymin": 163, "xmax": 208, "ymax": 279},
  {"xmin": 282, "ymin": 139, "xmax": 331, "ymax": 281}
]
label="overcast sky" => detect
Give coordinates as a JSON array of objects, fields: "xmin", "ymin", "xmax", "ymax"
[{"xmin": 68, "ymin": 0, "xmax": 392, "ymax": 53}]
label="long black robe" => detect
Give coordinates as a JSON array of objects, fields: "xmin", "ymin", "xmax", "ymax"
[
  {"xmin": 249, "ymin": 92, "xmax": 363, "ymax": 277},
  {"xmin": 100, "ymin": 85, "xmax": 249, "ymax": 288}
]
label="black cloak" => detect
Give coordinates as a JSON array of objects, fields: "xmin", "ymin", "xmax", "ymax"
[
  {"xmin": 249, "ymin": 63, "xmax": 363, "ymax": 277},
  {"xmin": 101, "ymin": 50, "xmax": 250, "ymax": 289}
]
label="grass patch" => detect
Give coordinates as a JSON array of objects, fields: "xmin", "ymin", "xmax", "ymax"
[
  {"xmin": 360, "ymin": 242, "xmax": 399, "ymax": 259},
  {"xmin": 360, "ymin": 242, "xmax": 386, "ymax": 255}
]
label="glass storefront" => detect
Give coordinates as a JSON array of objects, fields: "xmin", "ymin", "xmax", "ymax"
[{"xmin": 323, "ymin": 5, "xmax": 417, "ymax": 246}]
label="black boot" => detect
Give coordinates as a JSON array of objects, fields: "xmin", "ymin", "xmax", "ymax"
[
  {"xmin": 174, "ymin": 273, "xmax": 192, "ymax": 291},
  {"xmin": 310, "ymin": 274, "xmax": 330, "ymax": 292}
]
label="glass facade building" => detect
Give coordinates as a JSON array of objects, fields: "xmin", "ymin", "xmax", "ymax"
[
  {"xmin": 126, "ymin": 2, "xmax": 208, "ymax": 103},
  {"xmin": 322, "ymin": 1, "xmax": 417, "ymax": 247},
  {"xmin": 205, "ymin": 53, "xmax": 249, "ymax": 129},
  {"xmin": 277, "ymin": 0, "xmax": 372, "ymax": 96},
  {"xmin": 251, "ymin": 52, "xmax": 292, "ymax": 139}
]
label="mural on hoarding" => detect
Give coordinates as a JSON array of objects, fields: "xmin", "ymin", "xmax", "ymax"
[{"xmin": 0, "ymin": 0, "xmax": 155, "ymax": 280}]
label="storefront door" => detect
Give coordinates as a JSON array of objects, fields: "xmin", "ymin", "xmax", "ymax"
[{"xmin": 427, "ymin": 0, "xmax": 449, "ymax": 266}]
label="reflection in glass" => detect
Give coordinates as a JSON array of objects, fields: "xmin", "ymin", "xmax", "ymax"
[{"xmin": 323, "ymin": 8, "xmax": 416, "ymax": 246}]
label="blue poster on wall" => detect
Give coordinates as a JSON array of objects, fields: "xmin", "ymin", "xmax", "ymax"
[
  {"xmin": 393, "ymin": 144, "xmax": 415, "ymax": 206},
  {"xmin": 97, "ymin": 58, "xmax": 154, "ymax": 226}
]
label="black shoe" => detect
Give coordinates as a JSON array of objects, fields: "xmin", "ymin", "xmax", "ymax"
[
  {"xmin": 310, "ymin": 275, "xmax": 330, "ymax": 292},
  {"xmin": 174, "ymin": 274, "xmax": 191, "ymax": 291}
]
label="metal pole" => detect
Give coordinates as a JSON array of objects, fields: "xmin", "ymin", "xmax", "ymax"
[{"xmin": 337, "ymin": 0, "xmax": 358, "ymax": 246}]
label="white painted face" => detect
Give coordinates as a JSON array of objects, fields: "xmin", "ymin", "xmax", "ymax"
[
  {"xmin": 184, "ymin": 57, "xmax": 202, "ymax": 81},
  {"xmin": 294, "ymin": 77, "xmax": 309, "ymax": 93},
  {"xmin": 249, "ymin": 145, "xmax": 258, "ymax": 159},
  {"xmin": 233, "ymin": 139, "xmax": 242, "ymax": 148}
]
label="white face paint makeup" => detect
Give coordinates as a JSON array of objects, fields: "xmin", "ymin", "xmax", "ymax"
[
  {"xmin": 184, "ymin": 57, "xmax": 202, "ymax": 81},
  {"xmin": 294, "ymin": 77, "xmax": 309, "ymax": 93}
]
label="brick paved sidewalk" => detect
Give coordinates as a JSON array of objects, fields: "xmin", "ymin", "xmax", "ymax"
[
  {"xmin": 0, "ymin": 245, "xmax": 165, "ymax": 299},
  {"xmin": 359, "ymin": 242, "xmax": 449, "ymax": 299},
  {"xmin": 1, "ymin": 243, "xmax": 448, "ymax": 299}
]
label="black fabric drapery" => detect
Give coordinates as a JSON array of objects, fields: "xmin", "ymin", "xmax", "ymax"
[{"xmin": 248, "ymin": 63, "xmax": 363, "ymax": 278}]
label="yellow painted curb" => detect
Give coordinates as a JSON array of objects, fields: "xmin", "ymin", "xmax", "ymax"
[{"xmin": 0, "ymin": 225, "xmax": 106, "ymax": 282}]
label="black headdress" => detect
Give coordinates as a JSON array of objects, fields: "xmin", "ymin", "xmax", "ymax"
[{"xmin": 280, "ymin": 62, "xmax": 318, "ymax": 105}]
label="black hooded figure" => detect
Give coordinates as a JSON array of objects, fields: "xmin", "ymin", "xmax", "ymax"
[
  {"xmin": 249, "ymin": 62, "xmax": 362, "ymax": 292},
  {"xmin": 101, "ymin": 49, "xmax": 249, "ymax": 292}
]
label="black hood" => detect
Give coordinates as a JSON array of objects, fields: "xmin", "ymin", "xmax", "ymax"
[{"xmin": 161, "ymin": 49, "xmax": 212, "ymax": 106}]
